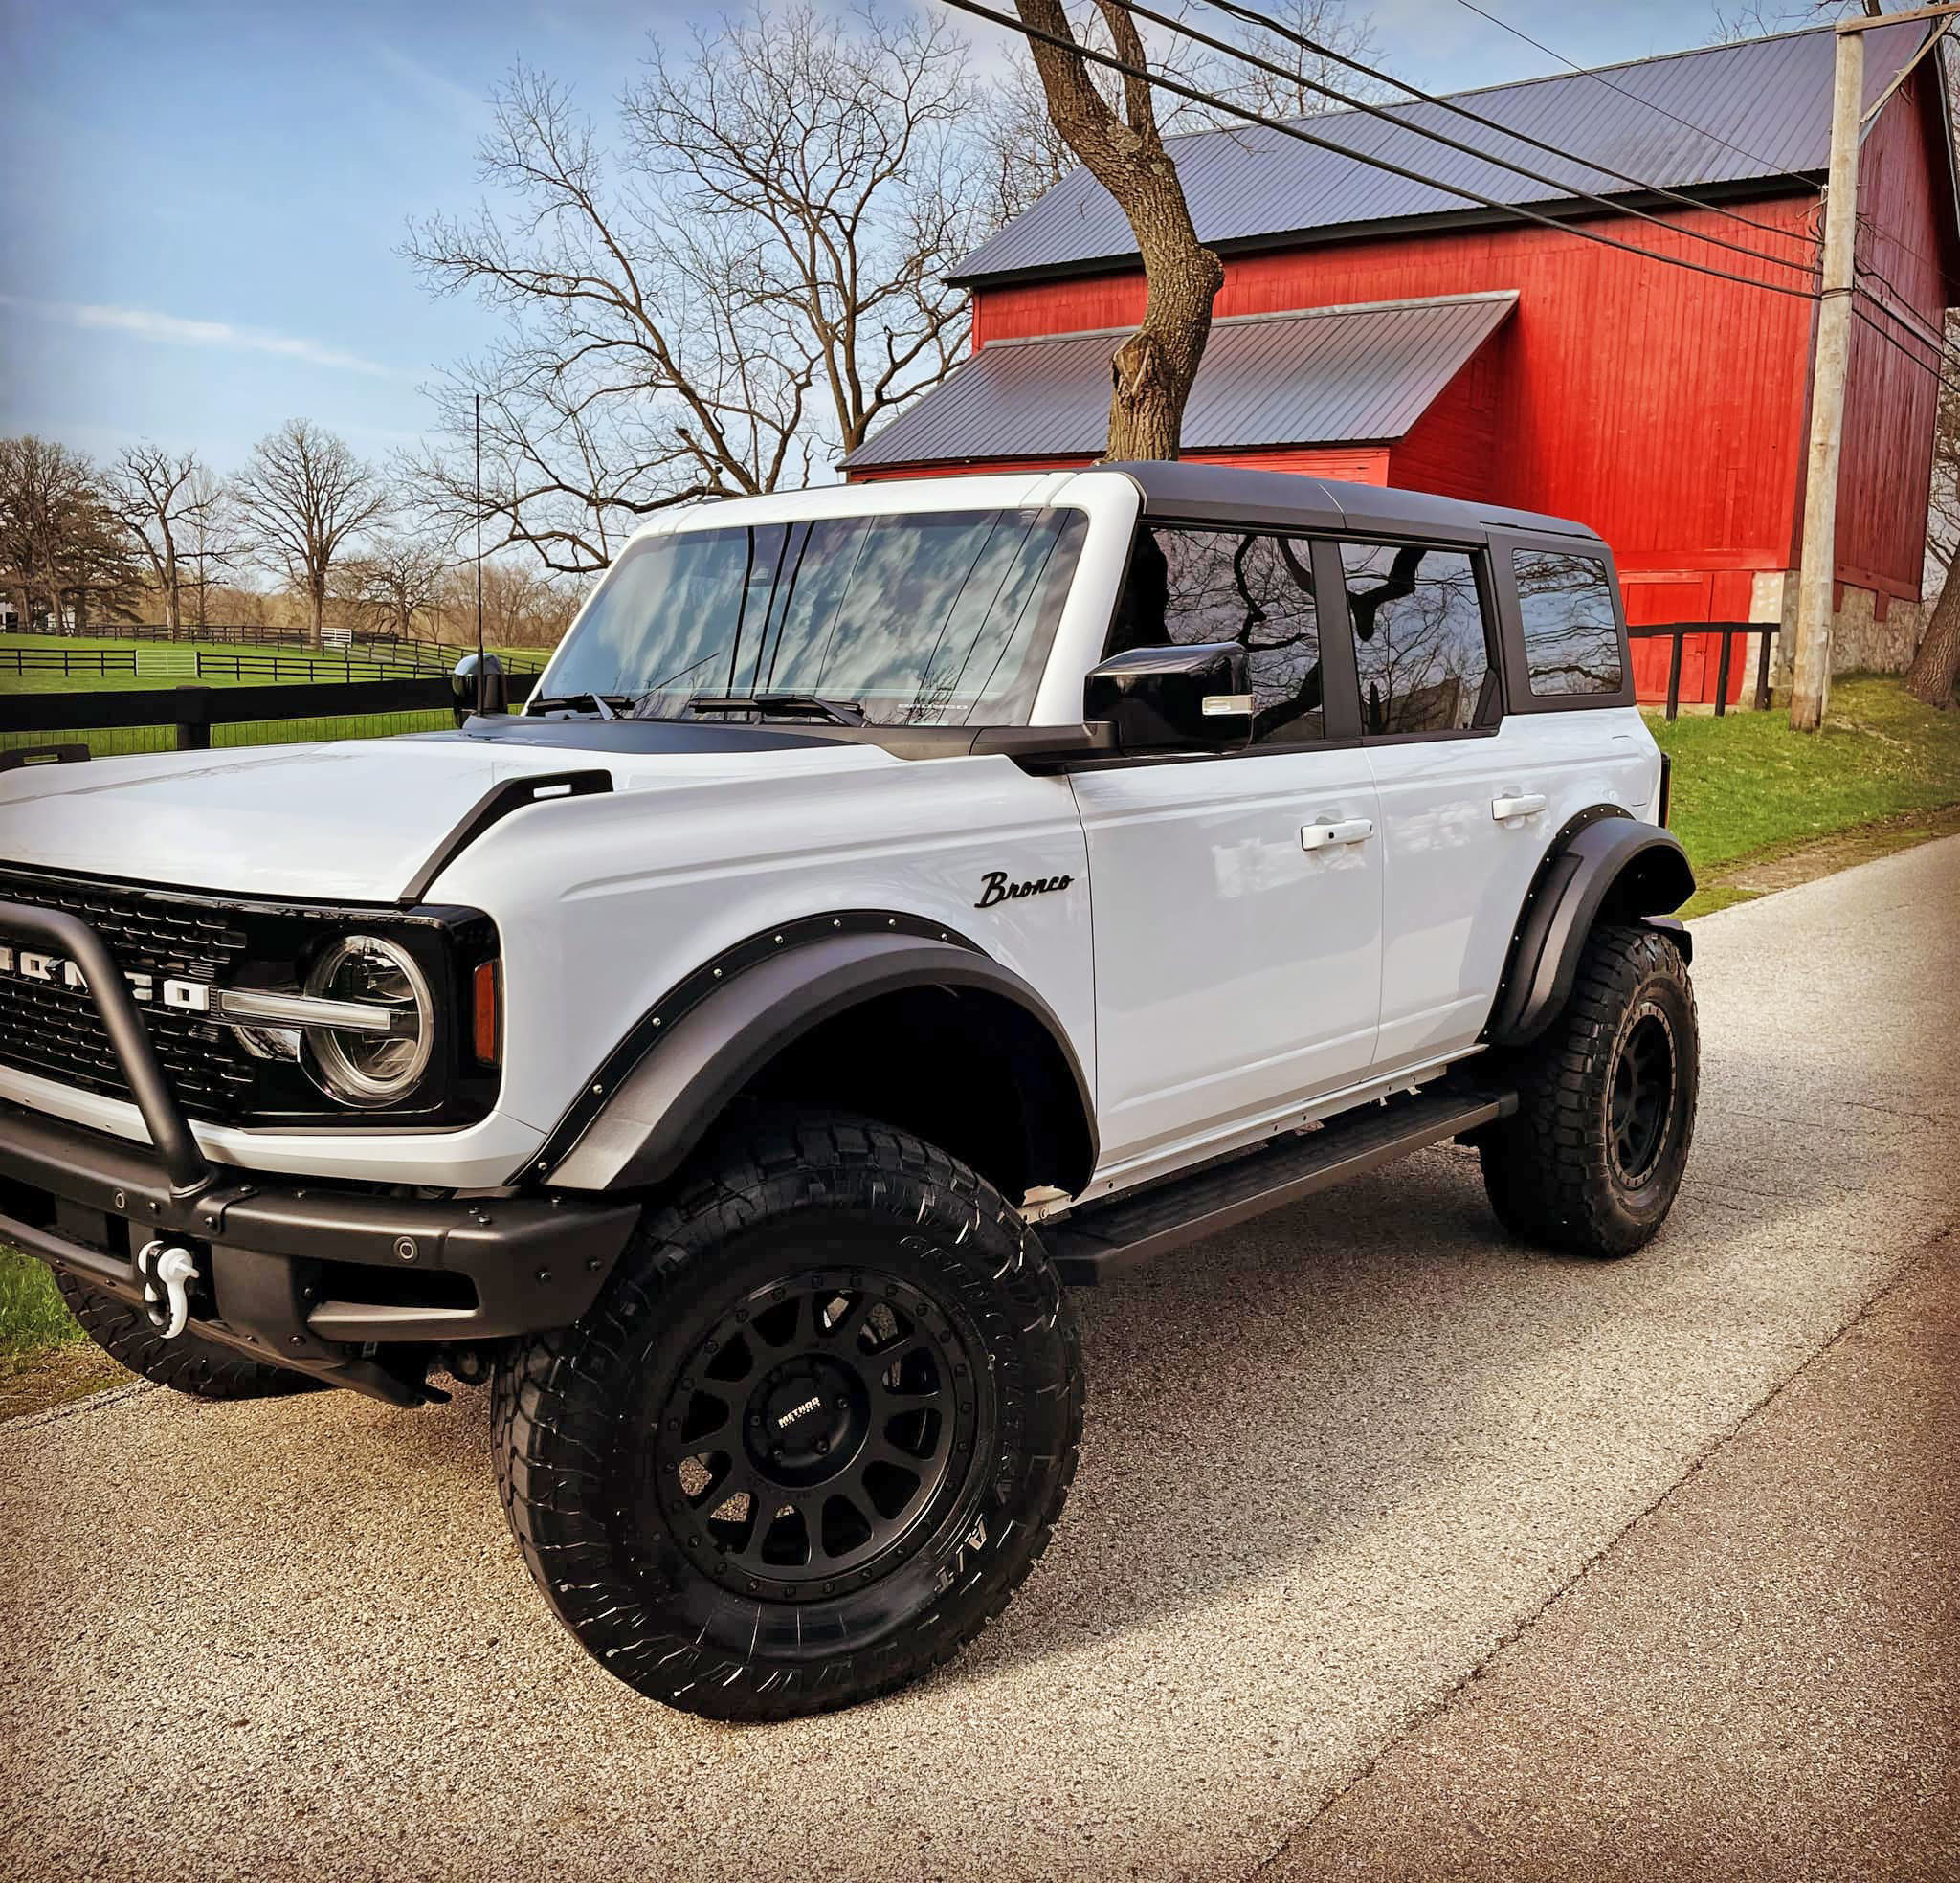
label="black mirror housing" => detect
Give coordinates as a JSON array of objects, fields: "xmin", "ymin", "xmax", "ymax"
[
  {"xmin": 1083, "ymin": 642, "xmax": 1251, "ymax": 752},
  {"xmin": 451, "ymin": 653, "xmax": 509, "ymax": 724}
]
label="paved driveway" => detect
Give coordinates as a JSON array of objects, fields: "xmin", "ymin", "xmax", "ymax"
[{"xmin": 5, "ymin": 837, "xmax": 1956, "ymax": 1883}]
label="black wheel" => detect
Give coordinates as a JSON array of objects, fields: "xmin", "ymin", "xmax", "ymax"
[
  {"xmin": 1480, "ymin": 922, "xmax": 1699, "ymax": 1259},
  {"xmin": 494, "ymin": 1112, "xmax": 1083, "ymax": 1721},
  {"xmin": 54, "ymin": 1274, "xmax": 320, "ymax": 1400}
]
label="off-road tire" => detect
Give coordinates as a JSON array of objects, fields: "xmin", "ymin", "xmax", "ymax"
[
  {"xmin": 54, "ymin": 1274, "xmax": 320, "ymax": 1399},
  {"xmin": 1481, "ymin": 922, "xmax": 1698, "ymax": 1258},
  {"xmin": 493, "ymin": 1110, "xmax": 1083, "ymax": 1722}
]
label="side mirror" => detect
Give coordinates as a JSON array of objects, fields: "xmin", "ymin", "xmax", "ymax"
[
  {"xmin": 451, "ymin": 653, "xmax": 508, "ymax": 724},
  {"xmin": 1083, "ymin": 642, "xmax": 1251, "ymax": 753}
]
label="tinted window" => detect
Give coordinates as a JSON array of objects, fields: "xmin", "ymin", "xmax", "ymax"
[
  {"xmin": 547, "ymin": 508, "xmax": 1086, "ymax": 726},
  {"xmin": 1340, "ymin": 543, "xmax": 1494, "ymax": 736},
  {"xmin": 1108, "ymin": 526, "xmax": 1325, "ymax": 744},
  {"xmin": 1513, "ymin": 550, "xmax": 1625, "ymax": 696}
]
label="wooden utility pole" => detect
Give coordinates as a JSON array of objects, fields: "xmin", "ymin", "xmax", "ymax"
[{"xmin": 1789, "ymin": 27, "xmax": 1864, "ymax": 733}]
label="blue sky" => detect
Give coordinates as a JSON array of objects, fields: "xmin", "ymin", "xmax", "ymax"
[{"xmin": 1, "ymin": 0, "xmax": 1747, "ymax": 475}]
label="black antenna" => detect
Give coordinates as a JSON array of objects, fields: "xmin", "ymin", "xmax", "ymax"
[{"xmin": 474, "ymin": 392, "xmax": 486, "ymax": 716}]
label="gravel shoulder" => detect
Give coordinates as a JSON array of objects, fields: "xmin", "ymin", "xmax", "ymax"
[{"xmin": 3, "ymin": 836, "xmax": 1956, "ymax": 1883}]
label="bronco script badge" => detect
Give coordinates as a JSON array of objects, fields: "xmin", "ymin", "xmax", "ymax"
[{"xmin": 974, "ymin": 870, "xmax": 1074, "ymax": 909}]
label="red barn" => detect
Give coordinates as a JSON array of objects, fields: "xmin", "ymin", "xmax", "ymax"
[{"xmin": 846, "ymin": 22, "xmax": 1960, "ymax": 707}]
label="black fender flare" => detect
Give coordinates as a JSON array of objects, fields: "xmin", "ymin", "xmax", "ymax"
[
  {"xmin": 535, "ymin": 916, "xmax": 1098, "ymax": 1195},
  {"xmin": 1486, "ymin": 813, "xmax": 1695, "ymax": 1049}
]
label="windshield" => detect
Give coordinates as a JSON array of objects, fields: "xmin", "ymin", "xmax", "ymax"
[{"xmin": 542, "ymin": 506, "xmax": 1089, "ymax": 726}]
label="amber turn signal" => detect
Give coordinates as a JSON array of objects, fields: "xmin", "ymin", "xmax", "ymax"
[{"xmin": 472, "ymin": 960, "xmax": 501, "ymax": 1065}]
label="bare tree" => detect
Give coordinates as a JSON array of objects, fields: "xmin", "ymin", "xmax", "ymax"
[
  {"xmin": 1013, "ymin": 0, "xmax": 1222, "ymax": 460},
  {"xmin": 1907, "ymin": 333, "xmax": 1960, "ymax": 706},
  {"xmin": 439, "ymin": 558, "xmax": 581, "ymax": 650},
  {"xmin": 405, "ymin": 5, "xmax": 990, "ymax": 577},
  {"xmin": 178, "ymin": 467, "xmax": 244, "ymax": 632},
  {"xmin": 1170, "ymin": 0, "xmax": 1393, "ymax": 126},
  {"xmin": 231, "ymin": 420, "xmax": 386, "ymax": 647},
  {"xmin": 103, "ymin": 443, "xmax": 201, "ymax": 632},
  {"xmin": 335, "ymin": 533, "xmax": 452, "ymax": 640}
]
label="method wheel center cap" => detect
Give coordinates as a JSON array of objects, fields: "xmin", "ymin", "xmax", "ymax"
[{"xmin": 749, "ymin": 1357, "xmax": 863, "ymax": 1483}]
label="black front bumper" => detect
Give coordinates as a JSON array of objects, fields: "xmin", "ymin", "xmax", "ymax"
[{"xmin": 0, "ymin": 1101, "xmax": 640, "ymax": 1403}]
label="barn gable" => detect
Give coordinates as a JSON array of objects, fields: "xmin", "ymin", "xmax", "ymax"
[{"xmin": 948, "ymin": 20, "xmax": 1960, "ymax": 292}]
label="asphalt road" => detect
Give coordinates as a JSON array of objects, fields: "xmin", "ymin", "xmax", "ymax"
[{"xmin": 4, "ymin": 836, "xmax": 1957, "ymax": 1883}]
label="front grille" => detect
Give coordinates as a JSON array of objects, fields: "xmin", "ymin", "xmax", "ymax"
[{"xmin": 0, "ymin": 869, "xmax": 257, "ymax": 1122}]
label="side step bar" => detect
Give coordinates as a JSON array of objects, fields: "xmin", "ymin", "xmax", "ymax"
[{"xmin": 1045, "ymin": 1086, "xmax": 1515, "ymax": 1285}]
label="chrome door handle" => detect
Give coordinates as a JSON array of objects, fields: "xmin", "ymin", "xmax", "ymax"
[
  {"xmin": 1302, "ymin": 817, "xmax": 1374, "ymax": 851},
  {"xmin": 1491, "ymin": 793, "xmax": 1548, "ymax": 820}
]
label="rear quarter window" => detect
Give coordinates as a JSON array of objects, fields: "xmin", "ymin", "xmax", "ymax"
[{"xmin": 1513, "ymin": 551, "xmax": 1625, "ymax": 697}]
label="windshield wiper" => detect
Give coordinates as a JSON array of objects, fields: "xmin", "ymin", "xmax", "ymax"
[
  {"xmin": 527, "ymin": 692, "xmax": 628, "ymax": 720},
  {"xmin": 686, "ymin": 691, "xmax": 867, "ymax": 727}
]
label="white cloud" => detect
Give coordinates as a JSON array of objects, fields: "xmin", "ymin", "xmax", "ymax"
[{"xmin": 0, "ymin": 295, "xmax": 395, "ymax": 377}]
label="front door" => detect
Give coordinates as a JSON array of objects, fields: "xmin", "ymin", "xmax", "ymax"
[{"xmin": 1071, "ymin": 523, "xmax": 1382, "ymax": 1172}]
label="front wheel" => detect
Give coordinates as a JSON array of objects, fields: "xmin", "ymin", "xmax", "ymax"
[
  {"xmin": 1481, "ymin": 922, "xmax": 1699, "ymax": 1258},
  {"xmin": 493, "ymin": 1112, "xmax": 1083, "ymax": 1721}
]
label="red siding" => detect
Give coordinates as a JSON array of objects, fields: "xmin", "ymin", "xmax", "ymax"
[
  {"xmin": 975, "ymin": 198, "xmax": 1825, "ymax": 585},
  {"xmin": 1832, "ymin": 70, "xmax": 1947, "ymax": 600},
  {"xmin": 1387, "ymin": 330, "xmax": 1508, "ymax": 501}
]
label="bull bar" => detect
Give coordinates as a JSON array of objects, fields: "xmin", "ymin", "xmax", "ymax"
[{"xmin": 0, "ymin": 898, "xmax": 639, "ymax": 1405}]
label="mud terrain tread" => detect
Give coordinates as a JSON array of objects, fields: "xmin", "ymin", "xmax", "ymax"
[
  {"xmin": 55, "ymin": 1274, "xmax": 319, "ymax": 1399},
  {"xmin": 493, "ymin": 1110, "xmax": 1083, "ymax": 1721},
  {"xmin": 1481, "ymin": 922, "xmax": 1698, "ymax": 1260}
]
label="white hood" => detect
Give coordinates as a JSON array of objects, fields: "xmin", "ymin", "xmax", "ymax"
[{"xmin": 0, "ymin": 732, "xmax": 885, "ymax": 903}]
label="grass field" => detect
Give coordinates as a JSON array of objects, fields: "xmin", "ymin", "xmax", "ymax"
[{"xmin": 1648, "ymin": 676, "xmax": 1960, "ymax": 911}]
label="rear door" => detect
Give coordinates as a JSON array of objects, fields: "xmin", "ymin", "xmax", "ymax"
[
  {"xmin": 1345, "ymin": 532, "xmax": 1649, "ymax": 1074},
  {"xmin": 1070, "ymin": 524, "xmax": 1382, "ymax": 1171}
]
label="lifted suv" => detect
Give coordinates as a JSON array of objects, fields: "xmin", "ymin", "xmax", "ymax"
[{"xmin": 0, "ymin": 462, "xmax": 1696, "ymax": 1720}]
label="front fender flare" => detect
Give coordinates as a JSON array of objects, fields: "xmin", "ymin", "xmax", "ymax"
[
  {"xmin": 1486, "ymin": 816, "xmax": 1695, "ymax": 1049},
  {"xmin": 538, "ymin": 921, "xmax": 1097, "ymax": 1195}
]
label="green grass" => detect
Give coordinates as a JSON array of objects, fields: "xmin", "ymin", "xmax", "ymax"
[
  {"xmin": 0, "ymin": 1243, "xmax": 80, "ymax": 1355},
  {"xmin": 1649, "ymin": 676, "xmax": 1960, "ymax": 880}
]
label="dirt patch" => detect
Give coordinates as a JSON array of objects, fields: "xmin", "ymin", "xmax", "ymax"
[
  {"xmin": 0, "ymin": 1343, "xmax": 129, "ymax": 1422},
  {"xmin": 1687, "ymin": 803, "xmax": 1960, "ymax": 918}
]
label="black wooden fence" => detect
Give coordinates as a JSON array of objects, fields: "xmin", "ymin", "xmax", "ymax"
[
  {"xmin": 1627, "ymin": 621, "xmax": 1775, "ymax": 720},
  {"xmin": 0, "ymin": 673, "xmax": 540, "ymax": 764}
]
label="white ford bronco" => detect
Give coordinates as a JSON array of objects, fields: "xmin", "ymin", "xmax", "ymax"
[{"xmin": 0, "ymin": 462, "xmax": 1697, "ymax": 1720}]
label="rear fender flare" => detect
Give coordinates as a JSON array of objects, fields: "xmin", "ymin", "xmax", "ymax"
[
  {"xmin": 1486, "ymin": 812, "xmax": 1695, "ymax": 1049},
  {"xmin": 534, "ymin": 915, "xmax": 1097, "ymax": 1196}
]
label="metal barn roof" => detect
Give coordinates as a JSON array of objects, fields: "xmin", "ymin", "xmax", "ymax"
[
  {"xmin": 845, "ymin": 292, "xmax": 1516, "ymax": 470},
  {"xmin": 950, "ymin": 21, "xmax": 1943, "ymax": 286}
]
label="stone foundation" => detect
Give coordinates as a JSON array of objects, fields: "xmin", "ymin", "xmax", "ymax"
[{"xmin": 1756, "ymin": 571, "xmax": 1922, "ymax": 695}]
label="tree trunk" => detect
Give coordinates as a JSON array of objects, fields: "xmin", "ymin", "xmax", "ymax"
[
  {"xmin": 162, "ymin": 550, "xmax": 181, "ymax": 635},
  {"xmin": 308, "ymin": 577, "xmax": 326, "ymax": 650},
  {"xmin": 1016, "ymin": 0, "xmax": 1223, "ymax": 463},
  {"xmin": 1104, "ymin": 202, "xmax": 1224, "ymax": 462},
  {"xmin": 1904, "ymin": 557, "xmax": 1960, "ymax": 709}
]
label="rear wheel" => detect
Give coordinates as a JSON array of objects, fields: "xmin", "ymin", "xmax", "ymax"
[
  {"xmin": 1481, "ymin": 922, "xmax": 1699, "ymax": 1258},
  {"xmin": 55, "ymin": 1274, "xmax": 319, "ymax": 1399},
  {"xmin": 494, "ymin": 1111, "xmax": 1082, "ymax": 1721}
]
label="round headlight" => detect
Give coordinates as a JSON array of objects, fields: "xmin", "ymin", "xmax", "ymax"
[{"xmin": 302, "ymin": 935, "xmax": 434, "ymax": 1107}]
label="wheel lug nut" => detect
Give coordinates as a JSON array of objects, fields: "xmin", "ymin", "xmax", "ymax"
[{"xmin": 815, "ymin": 1438, "xmax": 829, "ymax": 1455}]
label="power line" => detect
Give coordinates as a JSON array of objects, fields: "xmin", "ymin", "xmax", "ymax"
[
  {"xmin": 1103, "ymin": 0, "xmax": 1820, "ymax": 279},
  {"xmin": 1117, "ymin": 0, "xmax": 1960, "ymax": 367},
  {"xmin": 1192, "ymin": 0, "xmax": 1819, "ymax": 253},
  {"xmin": 1446, "ymin": 0, "xmax": 1825, "ymax": 194},
  {"xmin": 944, "ymin": 0, "xmax": 1823, "ymax": 301}
]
